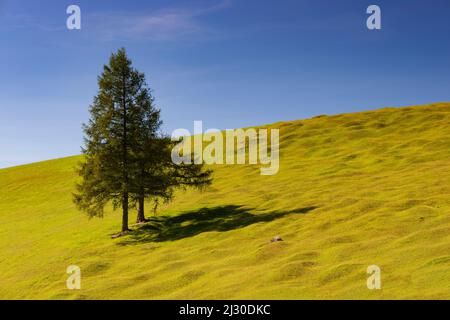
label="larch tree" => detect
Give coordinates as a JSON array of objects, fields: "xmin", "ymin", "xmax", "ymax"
[
  {"xmin": 74, "ymin": 48, "xmax": 212, "ymax": 233},
  {"xmin": 74, "ymin": 48, "xmax": 152, "ymax": 233}
]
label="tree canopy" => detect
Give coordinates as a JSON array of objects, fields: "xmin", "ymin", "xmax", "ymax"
[{"xmin": 74, "ymin": 48, "xmax": 212, "ymax": 233}]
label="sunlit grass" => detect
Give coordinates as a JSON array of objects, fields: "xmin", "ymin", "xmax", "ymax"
[{"xmin": 1, "ymin": 103, "xmax": 450, "ymax": 299}]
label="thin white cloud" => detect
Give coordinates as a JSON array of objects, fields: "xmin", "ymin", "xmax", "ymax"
[
  {"xmin": 87, "ymin": 0, "xmax": 232, "ymax": 41},
  {"xmin": 0, "ymin": 0, "xmax": 232, "ymax": 41}
]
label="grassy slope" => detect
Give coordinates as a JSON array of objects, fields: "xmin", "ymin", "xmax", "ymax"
[{"xmin": 1, "ymin": 103, "xmax": 450, "ymax": 299}]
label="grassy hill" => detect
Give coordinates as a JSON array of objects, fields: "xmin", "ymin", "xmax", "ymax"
[{"xmin": 1, "ymin": 103, "xmax": 450, "ymax": 299}]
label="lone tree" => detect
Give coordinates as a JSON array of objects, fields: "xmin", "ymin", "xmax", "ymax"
[{"xmin": 74, "ymin": 48, "xmax": 212, "ymax": 233}]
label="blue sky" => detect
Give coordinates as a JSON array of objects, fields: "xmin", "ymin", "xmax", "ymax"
[{"xmin": 1, "ymin": 0, "xmax": 450, "ymax": 168}]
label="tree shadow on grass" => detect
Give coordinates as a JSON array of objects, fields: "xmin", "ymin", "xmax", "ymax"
[{"xmin": 118, "ymin": 205, "xmax": 317, "ymax": 245}]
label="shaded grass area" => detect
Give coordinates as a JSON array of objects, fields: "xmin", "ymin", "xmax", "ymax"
[{"xmin": 121, "ymin": 205, "xmax": 317, "ymax": 244}]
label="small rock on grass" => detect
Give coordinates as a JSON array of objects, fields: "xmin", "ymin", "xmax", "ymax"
[{"xmin": 270, "ymin": 236, "xmax": 283, "ymax": 243}]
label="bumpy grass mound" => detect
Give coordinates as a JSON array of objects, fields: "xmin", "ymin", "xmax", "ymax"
[{"xmin": 1, "ymin": 103, "xmax": 450, "ymax": 299}]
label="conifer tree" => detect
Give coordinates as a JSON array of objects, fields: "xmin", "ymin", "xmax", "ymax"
[
  {"xmin": 74, "ymin": 48, "xmax": 212, "ymax": 232},
  {"xmin": 74, "ymin": 48, "xmax": 150, "ymax": 232}
]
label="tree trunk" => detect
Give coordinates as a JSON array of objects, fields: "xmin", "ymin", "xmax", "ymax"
[
  {"xmin": 122, "ymin": 192, "xmax": 129, "ymax": 232},
  {"xmin": 121, "ymin": 72, "xmax": 129, "ymax": 233},
  {"xmin": 137, "ymin": 194, "xmax": 146, "ymax": 223}
]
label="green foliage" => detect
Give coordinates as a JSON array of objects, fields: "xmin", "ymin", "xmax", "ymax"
[
  {"xmin": 73, "ymin": 48, "xmax": 150, "ymax": 231},
  {"xmin": 74, "ymin": 48, "xmax": 211, "ymax": 230}
]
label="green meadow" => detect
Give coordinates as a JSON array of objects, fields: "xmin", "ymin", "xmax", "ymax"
[{"xmin": 1, "ymin": 103, "xmax": 450, "ymax": 299}]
